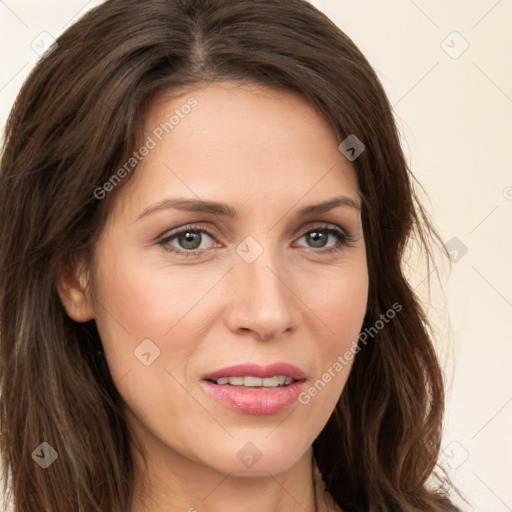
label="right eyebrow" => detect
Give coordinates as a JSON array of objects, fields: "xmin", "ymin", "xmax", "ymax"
[{"xmin": 136, "ymin": 198, "xmax": 238, "ymax": 221}]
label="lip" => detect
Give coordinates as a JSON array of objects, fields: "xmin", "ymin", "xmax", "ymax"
[
  {"xmin": 201, "ymin": 380, "xmax": 306, "ymax": 415},
  {"xmin": 201, "ymin": 362, "xmax": 307, "ymax": 381},
  {"xmin": 200, "ymin": 362, "xmax": 307, "ymax": 415}
]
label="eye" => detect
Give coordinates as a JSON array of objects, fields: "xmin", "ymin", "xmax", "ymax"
[
  {"xmin": 158, "ymin": 224, "xmax": 216, "ymax": 257},
  {"xmin": 158, "ymin": 223, "xmax": 353, "ymax": 258},
  {"xmin": 295, "ymin": 225, "xmax": 350, "ymax": 252}
]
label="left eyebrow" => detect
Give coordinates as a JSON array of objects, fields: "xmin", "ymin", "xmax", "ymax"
[
  {"xmin": 136, "ymin": 195, "xmax": 361, "ymax": 221},
  {"xmin": 296, "ymin": 196, "xmax": 361, "ymax": 216}
]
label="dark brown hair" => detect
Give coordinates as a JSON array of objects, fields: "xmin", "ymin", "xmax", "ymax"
[{"xmin": 0, "ymin": 0, "xmax": 460, "ymax": 510}]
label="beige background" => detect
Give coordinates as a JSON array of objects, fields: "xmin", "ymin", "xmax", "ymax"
[{"xmin": 1, "ymin": 1, "xmax": 511, "ymax": 511}]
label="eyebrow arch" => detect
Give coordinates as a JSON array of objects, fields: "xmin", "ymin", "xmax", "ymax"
[
  {"xmin": 136, "ymin": 195, "xmax": 361, "ymax": 221},
  {"xmin": 297, "ymin": 196, "xmax": 361, "ymax": 215}
]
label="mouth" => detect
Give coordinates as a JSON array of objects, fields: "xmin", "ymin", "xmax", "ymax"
[
  {"xmin": 207, "ymin": 375, "xmax": 298, "ymax": 388},
  {"xmin": 200, "ymin": 362, "xmax": 307, "ymax": 414}
]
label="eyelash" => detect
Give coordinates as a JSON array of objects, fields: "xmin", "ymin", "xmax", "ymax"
[{"xmin": 158, "ymin": 223, "xmax": 353, "ymax": 258}]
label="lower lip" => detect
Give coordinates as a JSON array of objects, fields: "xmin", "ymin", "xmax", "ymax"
[{"xmin": 201, "ymin": 380, "xmax": 306, "ymax": 414}]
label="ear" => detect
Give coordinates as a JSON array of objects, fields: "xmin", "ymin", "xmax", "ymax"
[{"xmin": 55, "ymin": 255, "xmax": 95, "ymax": 322}]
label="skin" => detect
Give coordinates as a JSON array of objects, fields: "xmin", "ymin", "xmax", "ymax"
[{"xmin": 57, "ymin": 82, "xmax": 369, "ymax": 512}]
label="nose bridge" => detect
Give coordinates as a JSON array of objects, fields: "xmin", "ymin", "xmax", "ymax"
[{"xmin": 227, "ymin": 235, "xmax": 297, "ymax": 339}]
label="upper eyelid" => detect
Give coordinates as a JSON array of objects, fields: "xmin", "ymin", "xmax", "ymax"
[
  {"xmin": 160, "ymin": 222, "xmax": 349, "ymax": 245},
  {"xmin": 160, "ymin": 223, "xmax": 218, "ymax": 242}
]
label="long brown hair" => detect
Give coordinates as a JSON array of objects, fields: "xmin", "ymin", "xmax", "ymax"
[{"xmin": 0, "ymin": 0, "xmax": 460, "ymax": 510}]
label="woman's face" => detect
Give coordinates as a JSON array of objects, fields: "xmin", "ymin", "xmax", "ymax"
[{"xmin": 83, "ymin": 82, "xmax": 368, "ymax": 476}]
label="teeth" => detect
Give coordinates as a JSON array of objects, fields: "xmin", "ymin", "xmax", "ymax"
[
  {"xmin": 245, "ymin": 376, "xmax": 264, "ymax": 387},
  {"xmin": 214, "ymin": 375, "xmax": 295, "ymax": 387}
]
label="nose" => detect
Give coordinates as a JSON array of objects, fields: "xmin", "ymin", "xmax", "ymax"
[{"xmin": 224, "ymin": 246, "xmax": 299, "ymax": 341}]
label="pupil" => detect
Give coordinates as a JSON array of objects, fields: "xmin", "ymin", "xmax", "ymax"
[{"xmin": 308, "ymin": 231, "xmax": 326, "ymax": 248}]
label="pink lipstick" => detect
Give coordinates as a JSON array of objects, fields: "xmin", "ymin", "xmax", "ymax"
[{"xmin": 201, "ymin": 362, "xmax": 307, "ymax": 415}]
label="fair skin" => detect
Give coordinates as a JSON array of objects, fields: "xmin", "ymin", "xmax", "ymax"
[{"xmin": 57, "ymin": 82, "xmax": 368, "ymax": 512}]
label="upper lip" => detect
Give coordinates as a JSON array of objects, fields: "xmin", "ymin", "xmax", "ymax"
[{"xmin": 202, "ymin": 362, "xmax": 307, "ymax": 382}]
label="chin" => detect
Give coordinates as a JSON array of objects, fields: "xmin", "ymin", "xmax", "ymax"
[{"xmin": 197, "ymin": 435, "xmax": 313, "ymax": 477}]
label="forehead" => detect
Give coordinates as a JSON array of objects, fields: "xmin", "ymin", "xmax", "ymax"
[{"xmin": 112, "ymin": 81, "xmax": 360, "ymax": 220}]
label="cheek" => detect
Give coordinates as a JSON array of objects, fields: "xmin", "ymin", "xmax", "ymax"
[
  {"xmin": 93, "ymin": 238, "xmax": 229, "ymax": 327},
  {"xmin": 90, "ymin": 247, "xmax": 210, "ymax": 437},
  {"xmin": 309, "ymin": 260, "xmax": 369, "ymax": 346},
  {"xmin": 90, "ymin": 244, "xmax": 195, "ymax": 378},
  {"xmin": 300, "ymin": 261, "xmax": 368, "ymax": 406},
  {"xmin": 331, "ymin": 274, "xmax": 368, "ymax": 346},
  {"xmin": 90, "ymin": 241, "xmax": 233, "ymax": 394}
]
